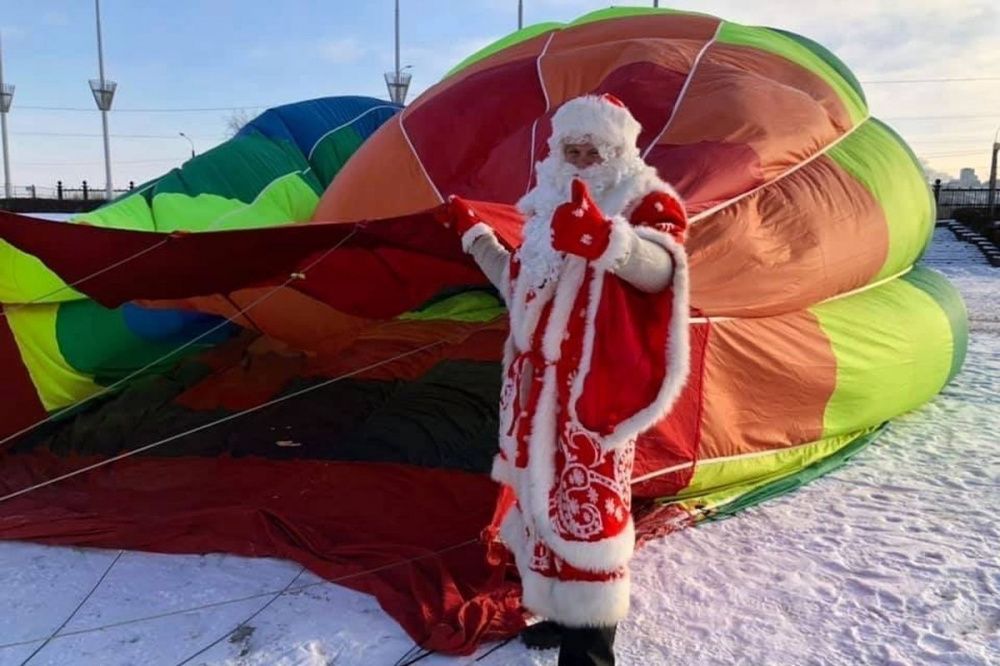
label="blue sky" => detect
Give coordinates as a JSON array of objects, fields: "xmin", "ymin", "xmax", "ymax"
[{"xmin": 1, "ymin": 0, "xmax": 998, "ymax": 189}]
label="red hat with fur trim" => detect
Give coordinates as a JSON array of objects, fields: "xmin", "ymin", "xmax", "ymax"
[{"xmin": 548, "ymin": 94, "xmax": 643, "ymax": 156}]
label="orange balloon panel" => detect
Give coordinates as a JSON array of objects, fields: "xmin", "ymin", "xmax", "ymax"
[
  {"xmin": 686, "ymin": 155, "xmax": 889, "ymax": 317},
  {"xmin": 697, "ymin": 311, "xmax": 837, "ymax": 460},
  {"xmin": 314, "ymin": 117, "xmax": 444, "ymax": 223}
]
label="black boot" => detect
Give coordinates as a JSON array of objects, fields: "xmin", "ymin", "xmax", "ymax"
[
  {"xmin": 558, "ymin": 624, "xmax": 617, "ymax": 666},
  {"xmin": 520, "ymin": 620, "xmax": 564, "ymax": 650}
]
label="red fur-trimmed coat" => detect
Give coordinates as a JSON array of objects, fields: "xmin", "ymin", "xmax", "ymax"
[{"xmin": 471, "ymin": 170, "xmax": 691, "ymax": 627}]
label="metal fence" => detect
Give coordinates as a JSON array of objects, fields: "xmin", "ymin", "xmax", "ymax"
[
  {"xmin": 936, "ymin": 187, "xmax": 992, "ymax": 207},
  {"xmin": 4, "ymin": 181, "xmax": 137, "ymax": 201}
]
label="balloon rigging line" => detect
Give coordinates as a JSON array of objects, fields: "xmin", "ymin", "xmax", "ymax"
[{"xmin": 0, "ymin": 229, "xmax": 359, "ymax": 449}]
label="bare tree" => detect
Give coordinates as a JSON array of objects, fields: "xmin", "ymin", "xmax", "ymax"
[{"xmin": 223, "ymin": 108, "xmax": 256, "ymax": 138}]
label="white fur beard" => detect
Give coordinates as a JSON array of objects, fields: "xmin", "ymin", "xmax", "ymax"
[
  {"xmin": 516, "ymin": 154, "xmax": 643, "ymax": 289},
  {"xmin": 518, "ymin": 214, "xmax": 565, "ymax": 289},
  {"xmin": 534, "ymin": 156, "xmax": 628, "ymax": 205}
]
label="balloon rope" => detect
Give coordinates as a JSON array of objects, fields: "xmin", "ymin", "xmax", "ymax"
[
  {"xmin": 0, "ymin": 539, "xmax": 479, "ymax": 654},
  {"xmin": 0, "ymin": 229, "xmax": 358, "ymax": 449},
  {"xmin": 0, "ymin": 332, "xmax": 448, "ymax": 504},
  {"xmin": 0, "ymin": 233, "xmax": 171, "ymax": 318}
]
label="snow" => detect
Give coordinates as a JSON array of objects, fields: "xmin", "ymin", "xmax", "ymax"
[
  {"xmin": 1, "ymin": 226, "xmax": 997, "ymax": 666},
  {"xmin": 19, "ymin": 213, "xmax": 75, "ymax": 222}
]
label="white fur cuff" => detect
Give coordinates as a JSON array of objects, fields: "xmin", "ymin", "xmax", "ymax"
[
  {"xmin": 521, "ymin": 568, "xmax": 631, "ymax": 628},
  {"xmin": 590, "ymin": 216, "xmax": 634, "ymax": 272},
  {"xmin": 537, "ymin": 516, "xmax": 636, "ymax": 573},
  {"xmin": 632, "ymin": 224, "xmax": 679, "ymax": 256},
  {"xmin": 490, "ymin": 453, "xmax": 516, "ymax": 487},
  {"xmin": 460, "ymin": 221, "xmax": 494, "ymax": 253}
]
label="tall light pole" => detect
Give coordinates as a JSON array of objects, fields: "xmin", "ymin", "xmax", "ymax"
[
  {"xmin": 0, "ymin": 32, "xmax": 14, "ymax": 200},
  {"xmin": 89, "ymin": 0, "xmax": 117, "ymax": 200},
  {"xmin": 384, "ymin": 0, "xmax": 411, "ymax": 105},
  {"xmin": 179, "ymin": 132, "xmax": 195, "ymax": 159},
  {"xmin": 987, "ymin": 126, "xmax": 999, "ymax": 222},
  {"xmin": 653, "ymin": 0, "xmax": 659, "ymax": 7},
  {"xmin": 518, "ymin": 0, "xmax": 523, "ymax": 29}
]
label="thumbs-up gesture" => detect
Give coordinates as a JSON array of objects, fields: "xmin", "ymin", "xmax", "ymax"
[{"xmin": 551, "ymin": 179, "xmax": 612, "ymax": 260}]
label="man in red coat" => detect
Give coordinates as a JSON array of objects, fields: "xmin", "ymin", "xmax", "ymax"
[{"xmin": 442, "ymin": 94, "xmax": 691, "ymax": 665}]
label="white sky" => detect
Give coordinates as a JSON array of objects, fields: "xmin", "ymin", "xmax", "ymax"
[{"xmin": 0, "ymin": 0, "xmax": 997, "ymax": 191}]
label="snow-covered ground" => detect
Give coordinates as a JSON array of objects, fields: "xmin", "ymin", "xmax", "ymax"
[
  {"xmin": 19, "ymin": 213, "xmax": 75, "ymax": 222},
  {"xmin": 1, "ymin": 227, "xmax": 997, "ymax": 666}
]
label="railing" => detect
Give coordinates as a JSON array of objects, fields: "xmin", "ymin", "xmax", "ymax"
[
  {"xmin": 3, "ymin": 181, "xmax": 136, "ymax": 201},
  {"xmin": 935, "ymin": 187, "xmax": 992, "ymax": 207}
]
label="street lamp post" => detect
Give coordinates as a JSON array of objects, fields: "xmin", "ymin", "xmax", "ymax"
[
  {"xmin": 0, "ymin": 32, "xmax": 14, "ymax": 200},
  {"xmin": 987, "ymin": 126, "xmax": 999, "ymax": 222},
  {"xmin": 384, "ymin": 0, "xmax": 411, "ymax": 105},
  {"xmin": 179, "ymin": 132, "xmax": 196, "ymax": 159},
  {"xmin": 518, "ymin": 0, "xmax": 523, "ymax": 29},
  {"xmin": 89, "ymin": 0, "xmax": 117, "ymax": 201}
]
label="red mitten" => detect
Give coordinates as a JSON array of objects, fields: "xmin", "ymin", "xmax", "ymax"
[
  {"xmin": 551, "ymin": 179, "xmax": 612, "ymax": 260},
  {"xmin": 630, "ymin": 190, "xmax": 688, "ymax": 244},
  {"xmin": 437, "ymin": 194, "xmax": 482, "ymax": 236}
]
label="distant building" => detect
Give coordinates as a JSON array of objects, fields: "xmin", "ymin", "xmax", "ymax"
[{"xmin": 954, "ymin": 168, "xmax": 982, "ymax": 187}]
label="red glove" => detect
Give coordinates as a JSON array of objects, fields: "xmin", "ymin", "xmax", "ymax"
[
  {"xmin": 551, "ymin": 179, "xmax": 612, "ymax": 260},
  {"xmin": 436, "ymin": 195, "xmax": 482, "ymax": 237},
  {"xmin": 630, "ymin": 190, "xmax": 688, "ymax": 244}
]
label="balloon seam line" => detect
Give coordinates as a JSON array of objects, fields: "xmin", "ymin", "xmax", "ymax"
[
  {"xmin": 306, "ymin": 105, "xmax": 400, "ymax": 161},
  {"xmin": 689, "ymin": 112, "xmax": 873, "ymax": 224},
  {"xmin": 0, "ymin": 230, "xmax": 357, "ymax": 448},
  {"xmin": 398, "ymin": 112, "xmax": 445, "ymax": 204},
  {"xmin": 640, "ymin": 20, "xmax": 723, "ymax": 160},
  {"xmin": 524, "ymin": 31, "xmax": 556, "ymax": 196}
]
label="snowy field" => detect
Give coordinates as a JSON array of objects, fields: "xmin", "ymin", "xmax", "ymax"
[
  {"xmin": 20, "ymin": 213, "xmax": 75, "ymax": 222},
  {"xmin": 0, "ymin": 226, "xmax": 997, "ymax": 666}
]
